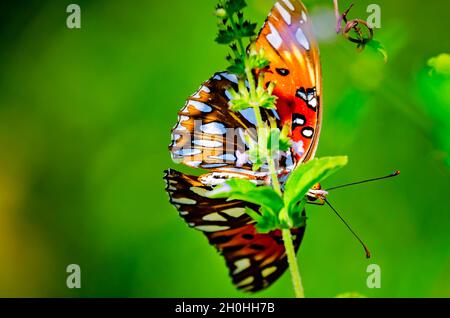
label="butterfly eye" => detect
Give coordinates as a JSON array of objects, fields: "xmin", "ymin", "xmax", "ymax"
[{"xmin": 276, "ymin": 68, "xmax": 290, "ymax": 76}]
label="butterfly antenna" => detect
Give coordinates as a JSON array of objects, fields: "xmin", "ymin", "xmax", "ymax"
[
  {"xmin": 326, "ymin": 170, "xmax": 400, "ymax": 191},
  {"xmin": 324, "ymin": 199, "xmax": 371, "ymax": 259}
]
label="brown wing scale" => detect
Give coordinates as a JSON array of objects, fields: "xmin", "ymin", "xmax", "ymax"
[
  {"xmin": 164, "ymin": 169, "xmax": 306, "ymax": 292},
  {"xmin": 169, "ymin": 72, "xmax": 296, "ymax": 175}
]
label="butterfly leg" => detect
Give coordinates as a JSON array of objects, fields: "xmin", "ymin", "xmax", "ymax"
[{"xmin": 306, "ymin": 198, "xmax": 325, "ymax": 206}]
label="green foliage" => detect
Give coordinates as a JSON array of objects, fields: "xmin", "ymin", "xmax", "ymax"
[
  {"xmin": 427, "ymin": 53, "xmax": 450, "ymax": 76},
  {"xmin": 418, "ymin": 54, "xmax": 450, "ymax": 166},
  {"xmin": 242, "ymin": 122, "xmax": 290, "ymax": 171},
  {"xmin": 220, "ymin": 0, "xmax": 246, "ymax": 15},
  {"xmin": 227, "ymin": 46, "xmax": 270, "ymax": 77},
  {"xmin": 247, "ymin": 47, "xmax": 271, "ymax": 70},
  {"xmin": 367, "ymin": 39, "xmax": 388, "ymax": 63},
  {"xmin": 207, "ymin": 179, "xmax": 283, "ymax": 217},
  {"xmin": 227, "ymin": 76, "xmax": 277, "ymax": 112},
  {"xmin": 215, "ymin": 0, "xmax": 258, "ymax": 75},
  {"xmin": 215, "ymin": 22, "xmax": 257, "ymax": 45},
  {"xmin": 244, "ymin": 206, "xmax": 282, "ymax": 233},
  {"xmin": 268, "ymin": 127, "xmax": 291, "ymax": 153},
  {"xmin": 227, "ymin": 49, "xmax": 276, "ymax": 114}
]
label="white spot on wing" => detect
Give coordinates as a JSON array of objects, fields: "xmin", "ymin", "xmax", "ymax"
[
  {"xmin": 293, "ymin": 140, "xmax": 305, "ymax": 157},
  {"xmin": 295, "ymin": 28, "xmax": 310, "ymax": 50},
  {"xmin": 294, "ymin": 117, "xmax": 305, "ymax": 125},
  {"xmin": 209, "ymin": 154, "xmax": 236, "ymax": 161},
  {"xmin": 225, "ymin": 90, "xmax": 234, "ymax": 100},
  {"xmin": 172, "ymin": 134, "xmax": 181, "ymax": 142},
  {"xmin": 239, "ymin": 108, "xmax": 257, "ymax": 126},
  {"xmin": 266, "ymin": 22, "xmax": 283, "ymax": 49},
  {"xmin": 285, "ymin": 152, "xmax": 295, "ymax": 171},
  {"xmin": 302, "ymin": 128, "xmax": 314, "ymax": 138},
  {"xmin": 190, "ymin": 187, "xmax": 209, "ymax": 197},
  {"xmin": 199, "ymin": 174, "xmax": 229, "ymax": 187},
  {"xmin": 282, "ymin": 0, "xmax": 295, "ymax": 11},
  {"xmin": 195, "ymin": 225, "xmax": 230, "ymax": 232},
  {"xmin": 193, "ymin": 139, "xmax": 223, "ymax": 148},
  {"xmin": 179, "ymin": 115, "xmax": 189, "ymax": 123},
  {"xmin": 220, "ymin": 73, "xmax": 239, "ymax": 84},
  {"xmin": 301, "ymin": 11, "xmax": 308, "ymax": 22},
  {"xmin": 217, "ymin": 168, "xmax": 267, "ymax": 178},
  {"xmin": 275, "ymin": 2, "xmax": 291, "ymax": 25},
  {"xmin": 192, "ymin": 85, "xmax": 211, "ymax": 98},
  {"xmin": 172, "ymin": 197, "xmax": 196, "ymax": 205},
  {"xmin": 202, "ymin": 213, "xmax": 227, "ymax": 222},
  {"xmin": 235, "ymin": 149, "xmax": 249, "ymax": 167},
  {"xmin": 202, "ymin": 163, "xmax": 228, "ymax": 169},
  {"xmin": 222, "ymin": 207, "xmax": 246, "ymax": 218},
  {"xmin": 189, "ymin": 101, "xmax": 212, "ymax": 113},
  {"xmin": 187, "ymin": 161, "xmax": 202, "ymax": 168},
  {"xmin": 200, "ymin": 122, "xmax": 227, "ymax": 135},
  {"xmin": 271, "ymin": 109, "xmax": 280, "ymax": 120},
  {"xmin": 309, "ymin": 97, "xmax": 318, "ymax": 108},
  {"xmin": 297, "ymin": 90, "xmax": 306, "ymax": 100},
  {"xmin": 233, "ymin": 259, "xmax": 251, "ymax": 274},
  {"xmin": 174, "ymin": 148, "xmax": 202, "ymax": 156}
]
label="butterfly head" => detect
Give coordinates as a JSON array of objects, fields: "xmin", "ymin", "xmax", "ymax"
[{"xmin": 306, "ymin": 183, "xmax": 329, "ymax": 202}]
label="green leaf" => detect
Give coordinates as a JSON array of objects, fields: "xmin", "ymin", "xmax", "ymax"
[
  {"xmin": 427, "ymin": 53, "xmax": 450, "ymax": 76},
  {"xmin": 224, "ymin": 0, "xmax": 247, "ymax": 15},
  {"xmin": 238, "ymin": 21, "xmax": 257, "ymax": 38},
  {"xmin": 247, "ymin": 47, "xmax": 270, "ymax": 70},
  {"xmin": 243, "ymin": 206, "xmax": 263, "ymax": 222},
  {"xmin": 367, "ymin": 39, "xmax": 388, "ymax": 63},
  {"xmin": 290, "ymin": 201, "xmax": 307, "ymax": 228},
  {"xmin": 279, "ymin": 123, "xmax": 292, "ymax": 152},
  {"xmin": 267, "ymin": 127, "xmax": 291, "ymax": 155},
  {"xmin": 227, "ymin": 62, "xmax": 246, "ymax": 75},
  {"xmin": 418, "ymin": 54, "xmax": 450, "ymax": 166},
  {"xmin": 251, "ymin": 207, "xmax": 280, "ymax": 233},
  {"xmin": 207, "ymin": 179, "xmax": 284, "ymax": 216},
  {"xmin": 267, "ymin": 128, "xmax": 280, "ymax": 152},
  {"xmin": 283, "ymin": 156, "xmax": 348, "ymax": 216},
  {"xmin": 215, "ymin": 28, "xmax": 237, "ymax": 44}
]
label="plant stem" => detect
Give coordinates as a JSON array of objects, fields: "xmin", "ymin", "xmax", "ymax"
[
  {"xmin": 267, "ymin": 155, "xmax": 282, "ymax": 196},
  {"xmin": 244, "ymin": 56, "xmax": 305, "ymax": 299},
  {"xmin": 282, "ymin": 227, "xmax": 305, "ymax": 298}
]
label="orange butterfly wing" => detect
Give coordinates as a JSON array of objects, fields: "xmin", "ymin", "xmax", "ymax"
[{"xmin": 256, "ymin": 0, "xmax": 322, "ymax": 162}]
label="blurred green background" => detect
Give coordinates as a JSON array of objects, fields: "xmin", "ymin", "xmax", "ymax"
[{"xmin": 0, "ymin": 0, "xmax": 449, "ymax": 297}]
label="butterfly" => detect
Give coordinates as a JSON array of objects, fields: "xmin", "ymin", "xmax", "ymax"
[{"xmin": 164, "ymin": 0, "xmax": 321, "ymax": 292}]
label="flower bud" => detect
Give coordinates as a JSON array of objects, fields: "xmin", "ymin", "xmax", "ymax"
[{"xmin": 215, "ymin": 8, "xmax": 226, "ymax": 18}]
